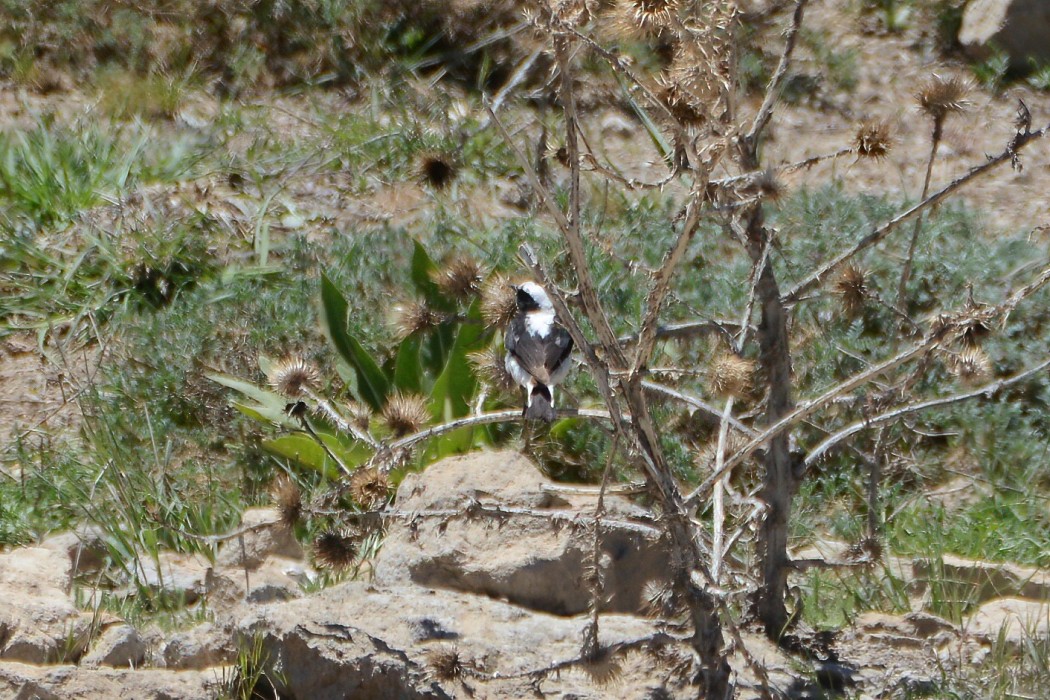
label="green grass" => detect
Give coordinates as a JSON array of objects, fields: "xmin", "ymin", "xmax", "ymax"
[{"xmin": 0, "ymin": 79, "xmax": 1047, "ymax": 699}]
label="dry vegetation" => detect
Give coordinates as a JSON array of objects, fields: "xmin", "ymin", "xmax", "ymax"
[{"xmin": 2, "ymin": 0, "xmax": 1050, "ymax": 697}]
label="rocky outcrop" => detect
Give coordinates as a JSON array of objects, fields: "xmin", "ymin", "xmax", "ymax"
[
  {"xmin": 959, "ymin": 0, "xmax": 1050, "ymax": 67},
  {"xmin": 235, "ymin": 580, "xmax": 689, "ymax": 700},
  {"xmin": 4, "ymin": 451, "xmax": 1049, "ymax": 699},
  {"xmin": 373, "ymin": 450, "xmax": 671, "ymax": 615},
  {"xmin": 0, "ymin": 661, "xmax": 217, "ymax": 699},
  {"xmin": 913, "ymin": 554, "xmax": 1050, "ymax": 606},
  {"xmin": 80, "ymin": 624, "xmax": 147, "ymax": 669},
  {"xmin": 0, "ymin": 547, "xmax": 94, "ymax": 663},
  {"xmin": 968, "ymin": 597, "xmax": 1050, "ymax": 649}
]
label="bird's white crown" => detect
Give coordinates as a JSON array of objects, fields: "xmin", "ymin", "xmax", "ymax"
[{"xmin": 518, "ymin": 281, "xmax": 554, "ymax": 311}]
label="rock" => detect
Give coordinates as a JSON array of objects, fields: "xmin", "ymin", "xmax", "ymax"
[
  {"xmin": 373, "ymin": 450, "xmax": 671, "ymax": 616},
  {"xmin": 959, "ymin": 0, "xmax": 1050, "ymax": 66},
  {"xmin": 967, "ymin": 597, "xmax": 1050, "ymax": 648},
  {"xmin": 836, "ymin": 611, "xmax": 962, "ymax": 697},
  {"xmin": 215, "ymin": 507, "xmax": 303, "ymax": 570},
  {"xmin": 912, "ymin": 555, "xmax": 1050, "ymax": 609},
  {"xmin": 0, "ymin": 545, "xmax": 71, "ymax": 593},
  {"xmin": 0, "ymin": 661, "xmax": 217, "ymax": 699},
  {"xmin": 848, "ymin": 611, "xmax": 957, "ymax": 649},
  {"xmin": 161, "ymin": 622, "xmax": 236, "ymax": 670},
  {"xmin": 236, "ymin": 580, "xmax": 693, "ymax": 700},
  {"xmin": 38, "ymin": 526, "xmax": 109, "ymax": 579},
  {"xmin": 131, "ymin": 552, "xmax": 212, "ymax": 605},
  {"xmin": 207, "ymin": 556, "xmax": 310, "ymax": 606},
  {"xmin": 81, "ymin": 625, "xmax": 146, "ymax": 669},
  {"xmin": 0, "ymin": 547, "xmax": 93, "ymax": 663}
]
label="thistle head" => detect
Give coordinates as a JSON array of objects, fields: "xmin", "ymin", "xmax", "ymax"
[
  {"xmin": 350, "ymin": 467, "xmax": 390, "ymax": 510},
  {"xmin": 431, "ymin": 255, "xmax": 484, "ymax": 301},
  {"xmin": 709, "ymin": 353, "xmax": 755, "ymax": 398},
  {"xmin": 480, "ymin": 274, "xmax": 518, "ymax": 329},
  {"xmin": 834, "ymin": 264, "xmax": 870, "ymax": 318},
  {"xmin": 418, "ymin": 151, "xmax": 458, "ymax": 190},
  {"xmin": 271, "ymin": 474, "xmax": 303, "ymax": 527},
  {"xmin": 381, "ymin": 392, "xmax": 430, "ymax": 437},
  {"xmin": 313, "ymin": 528, "xmax": 359, "ymax": 570},
  {"xmin": 854, "ymin": 120, "xmax": 893, "ymax": 160},
  {"xmin": 917, "ymin": 75, "xmax": 970, "ymax": 122},
  {"xmin": 267, "ymin": 356, "xmax": 319, "ymax": 398}
]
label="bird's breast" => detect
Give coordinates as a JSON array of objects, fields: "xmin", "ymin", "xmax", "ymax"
[{"xmin": 525, "ymin": 311, "xmax": 556, "ymax": 338}]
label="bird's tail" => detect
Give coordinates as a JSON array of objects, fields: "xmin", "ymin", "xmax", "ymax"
[{"xmin": 525, "ymin": 384, "xmax": 557, "ymax": 422}]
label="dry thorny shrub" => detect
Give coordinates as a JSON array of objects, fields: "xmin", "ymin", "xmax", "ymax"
[{"xmin": 235, "ymin": 0, "xmax": 1050, "ymax": 694}]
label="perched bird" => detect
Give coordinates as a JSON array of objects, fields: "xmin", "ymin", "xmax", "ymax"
[{"xmin": 504, "ymin": 282, "xmax": 574, "ymax": 421}]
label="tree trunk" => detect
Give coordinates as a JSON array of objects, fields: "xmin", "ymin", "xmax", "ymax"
[{"xmin": 745, "ymin": 204, "xmax": 799, "ymax": 639}]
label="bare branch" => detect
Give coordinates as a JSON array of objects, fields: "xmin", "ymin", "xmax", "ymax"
[
  {"xmin": 690, "ymin": 260, "xmax": 1050, "ymax": 504},
  {"xmin": 746, "ymin": 0, "xmax": 809, "ymax": 142},
  {"xmin": 642, "ymin": 380, "xmax": 757, "ymax": 436},
  {"xmin": 783, "ymin": 121, "xmax": 1050, "ymax": 305},
  {"xmin": 711, "ymin": 396, "xmax": 735, "ymax": 584},
  {"xmin": 384, "ymin": 408, "xmax": 617, "ymax": 456},
  {"xmin": 327, "ymin": 503, "xmax": 664, "ymax": 538},
  {"xmin": 804, "ymin": 356, "xmax": 1050, "ymax": 467}
]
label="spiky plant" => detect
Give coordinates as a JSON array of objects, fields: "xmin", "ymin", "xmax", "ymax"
[
  {"xmin": 381, "ymin": 392, "xmax": 430, "ymax": 437},
  {"xmin": 480, "ymin": 274, "xmax": 517, "ymax": 329},
  {"xmin": 709, "ymin": 353, "xmax": 755, "ymax": 398},
  {"xmin": 350, "ymin": 467, "xmax": 390, "ymax": 510},
  {"xmin": 834, "ymin": 264, "xmax": 870, "ymax": 318},
  {"xmin": 267, "ymin": 356, "xmax": 319, "ymax": 398},
  {"xmin": 392, "ymin": 299, "xmax": 442, "ymax": 340},
  {"xmin": 418, "ymin": 151, "xmax": 458, "ymax": 190},
  {"xmin": 313, "ymin": 529, "xmax": 358, "ymax": 570},
  {"xmin": 271, "ymin": 475, "xmax": 303, "ymax": 527},
  {"xmin": 431, "ymin": 255, "xmax": 483, "ymax": 301},
  {"xmin": 854, "ymin": 119, "xmax": 893, "ymax": 160}
]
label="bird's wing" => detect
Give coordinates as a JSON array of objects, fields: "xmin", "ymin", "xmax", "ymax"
[
  {"xmin": 544, "ymin": 324, "xmax": 574, "ymax": 375},
  {"xmin": 507, "ymin": 317, "xmax": 573, "ymax": 385}
]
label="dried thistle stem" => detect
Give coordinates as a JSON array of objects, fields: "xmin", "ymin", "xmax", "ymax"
[
  {"xmin": 805, "ymin": 354, "xmax": 1050, "ymax": 468},
  {"xmin": 783, "ymin": 119, "xmax": 1050, "ymax": 306},
  {"xmin": 896, "ymin": 115, "xmax": 943, "ymax": 310},
  {"xmin": 711, "ymin": 396, "xmax": 735, "ymax": 585}
]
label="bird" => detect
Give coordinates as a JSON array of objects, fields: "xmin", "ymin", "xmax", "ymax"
[{"xmin": 504, "ymin": 281, "xmax": 574, "ymax": 422}]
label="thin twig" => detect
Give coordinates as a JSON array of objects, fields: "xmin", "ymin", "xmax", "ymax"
[
  {"xmin": 642, "ymin": 380, "xmax": 757, "ymax": 436},
  {"xmin": 746, "ymin": 0, "xmax": 809, "ymax": 143},
  {"xmin": 316, "ymin": 503, "xmax": 663, "ymax": 538},
  {"xmin": 711, "ymin": 396, "xmax": 735, "ymax": 584},
  {"xmin": 804, "ymin": 356, "xmax": 1050, "ymax": 467},
  {"xmin": 783, "ymin": 120, "xmax": 1050, "ymax": 305},
  {"xmin": 385, "ymin": 408, "xmax": 616, "ymax": 454}
]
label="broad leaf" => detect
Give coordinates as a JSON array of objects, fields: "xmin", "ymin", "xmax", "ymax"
[
  {"xmin": 393, "ymin": 334, "xmax": 423, "ymax": 393},
  {"xmin": 320, "ymin": 273, "xmax": 390, "ymax": 410},
  {"xmin": 263, "ymin": 434, "xmax": 339, "ymax": 478}
]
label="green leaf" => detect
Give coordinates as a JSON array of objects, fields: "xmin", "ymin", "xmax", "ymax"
[
  {"xmin": 208, "ymin": 373, "xmax": 291, "ymax": 428},
  {"xmin": 409, "ymin": 239, "xmax": 447, "ymax": 308},
  {"xmin": 231, "ymin": 401, "xmax": 289, "ymax": 427},
  {"xmin": 263, "ymin": 434, "xmax": 339, "ymax": 478},
  {"xmin": 207, "ymin": 372, "xmax": 286, "ymax": 409},
  {"xmin": 263, "ymin": 433, "xmax": 372, "ymax": 478},
  {"xmin": 321, "ymin": 273, "xmax": 390, "ymax": 410},
  {"xmin": 393, "ymin": 334, "xmax": 423, "ymax": 393},
  {"xmin": 429, "ymin": 300, "xmax": 489, "ymax": 452}
]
